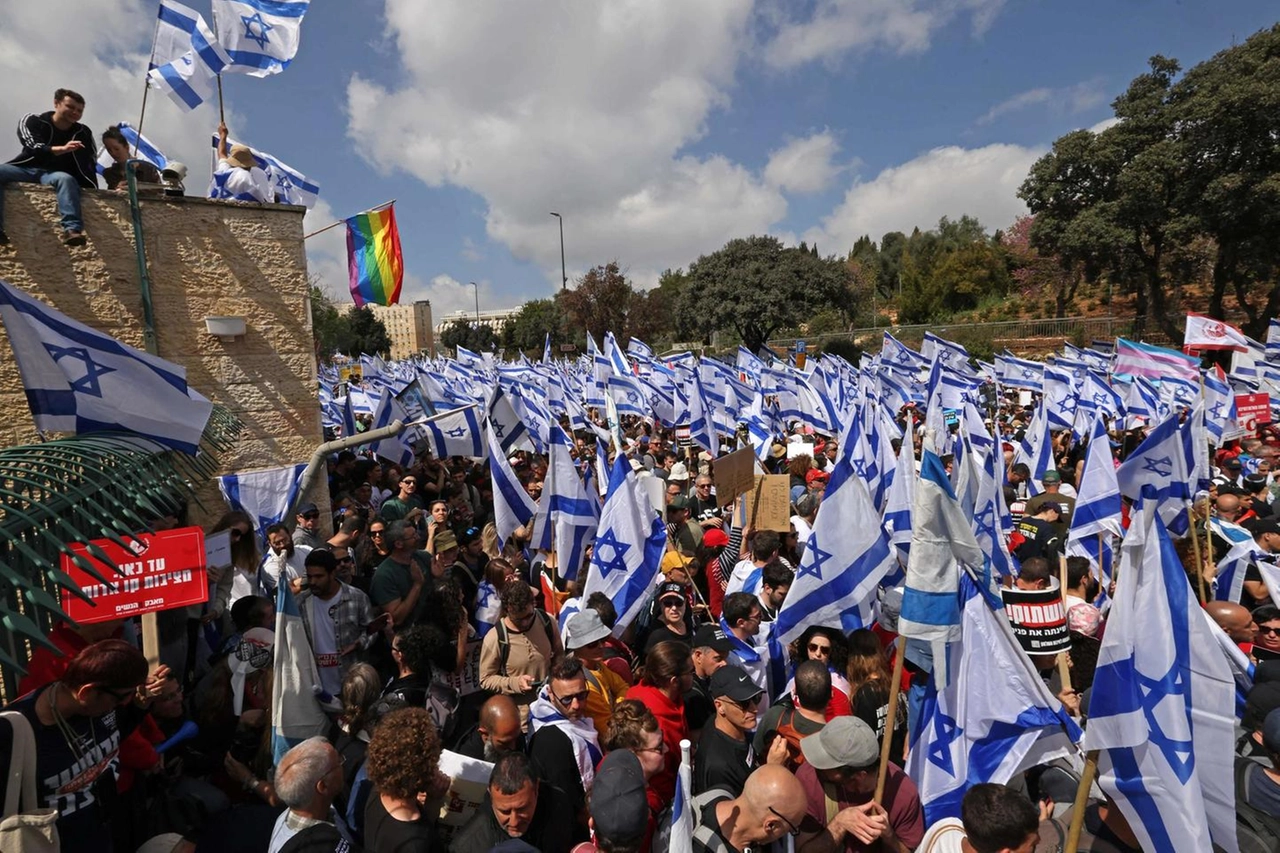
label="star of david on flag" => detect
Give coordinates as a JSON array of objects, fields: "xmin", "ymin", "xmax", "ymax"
[
  {"xmin": 0, "ymin": 280, "xmax": 212, "ymax": 454},
  {"xmin": 213, "ymin": 0, "xmax": 310, "ymax": 77},
  {"xmin": 422, "ymin": 404, "xmax": 485, "ymax": 459}
]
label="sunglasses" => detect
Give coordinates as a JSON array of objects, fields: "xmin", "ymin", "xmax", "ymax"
[
  {"xmin": 661, "ymin": 597, "xmax": 685, "ymax": 609},
  {"xmin": 725, "ymin": 694, "xmax": 761, "ymax": 711},
  {"xmin": 1259, "ymin": 625, "xmax": 1280, "ymax": 636},
  {"xmin": 301, "ymin": 512, "xmax": 319, "ymax": 520},
  {"xmin": 401, "ymin": 479, "xmax": 416, "ymax": 486},
  {"xmin": 808, "ymin": 642, "xmax": 831, "ymax": 655},
  {"xmin": 370, "ymin": 530, "xmax": 386, "ymax": 537},
  {"xmin": 553, "ymin": 689, "xmax": 589, "ymax": 707}
]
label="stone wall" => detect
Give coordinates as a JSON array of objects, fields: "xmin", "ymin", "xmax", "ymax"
[{"xmin": 0, "ymin": 184, "xmax": 329, "ymax": 528}]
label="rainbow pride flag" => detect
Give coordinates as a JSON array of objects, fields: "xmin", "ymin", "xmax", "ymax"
[{"xmin": 346, "ymin": 203, "xmax": 403, "ymax": 307}]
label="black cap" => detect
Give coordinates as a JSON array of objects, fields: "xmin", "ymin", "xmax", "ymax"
[
  {"xmin": 710, "ymin": 665, "xmax": 764, "ymax": 702},
  {"xmin": 589, "ymin": 750, "xmax": 650, "ymax": 844},
  {"xmin": 693, "ymin": 623, "xmax": 735, "ymax": 654},
  {"xmin": 657, "ymin": 581, "xmax": 686, "ymax": 602},
  {"xmin": 1245, "ymin": 517, "xmax": 1280, "ymax": 537},
  {"xmin": 1224, "ymin": 457, "xmax": 1243, "ymax": 470},
  {"xmin": 1245, "ymin": 474, "xmax": 1270, "ymax": 491},
  {"xmin": 296, "ymin": 501, "xmax": 318, "ymax": 516}
]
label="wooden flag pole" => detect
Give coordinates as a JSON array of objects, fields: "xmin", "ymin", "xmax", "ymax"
[
  {"xmin": 1057, "ymin": 554, "xmax": 1074, "ymax": 694},
  {"xmin": 217, "ymin": 75, "xmax": 226, "ymax": 125},
  {"xmin": 1064, "ymin": 751, "xmax": 1099, "ymax": 853},
  {"xmin": 303, "ymin": 199, "xmax": 398, "ymax": 240},
  {"xmin": 874, "ymin": 634, "xmax": 906, "ymax": 804},
  {"xmin": 134, "ymin": 13, "xmax": 162, "ymax": 158}
]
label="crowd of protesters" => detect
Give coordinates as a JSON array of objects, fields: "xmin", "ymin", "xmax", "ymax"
[{"xmin": 6, "ymin": 394, "xmax": 1280, "ymax": 853}]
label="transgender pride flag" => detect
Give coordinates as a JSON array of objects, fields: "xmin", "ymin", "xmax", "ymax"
[{"xmin": 1114, "ymin": 338, "xmax": 1200, "ymax": 383}]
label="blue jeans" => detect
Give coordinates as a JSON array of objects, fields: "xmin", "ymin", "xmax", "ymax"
[{"xmin": 0, "ymin": 164, "xmax": 84, "ymax": 232}]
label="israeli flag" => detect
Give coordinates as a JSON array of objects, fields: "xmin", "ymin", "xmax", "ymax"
[
  {"xmin": 1041, "ymin": 363, "xmax": 1077, "ymax": 432},
  {"xmin": 1085, "ymin": 502, "xmax": 1238, "ymax": 852},
  {"xmin": 581, "ymin": 456, "xmax": 667, "ymax": 635},
  {"xmin": 1066, "ymin": 416, "xmax": 1123, "ymax": 582},
  {"xmin": 996, "ymin": 353, "xmax": 1044, "ymax": 392},
  {"xmin": 206, "ymin": 133, "xmax": 320, "ymax": 208},
  {"xmin": 422, "ymin": 405, "xmax": 484, "ymax": 459},
  {"xmin": 899, "ymin": 448, "xmax": 986, "ymax": 687},
  {"xmin": 218, "ymin": 462, "xmax": 307, "ymax": 550},
  {"xmin": 369, "ymin": 390, "xmax": 414, "ymax": 468},
  {"xmin": 1267, "ymin": 319, "xmax": 1280, "ymax": 364},
  {"xmin": 474, "ymin": 580, "xmax": 500, "ymax": 638},
  {"xmin": 213, "ymin": 0, "xmax": 310, "ymax": 77},
  {"xmin": 95, "ymin": 121, "xmax": 167, "ymax": 175},
  {"xmin": 909, "ymin": 572, "xmax": 1082, "ymax": 825},
  {"xmin": 271, "ymin": 578, "xmax": 331, "ymax": 762},
  {"xmin": 488, "ymin": 420, "xmax": 536, "ymax": 550},
  {"xmin": 773, "ymin": 422, "xmax": 895, "ymax": 647},
  {"xmin": 1203, "ymin": 368, "xmax": 1237, "ymax": 445},
  {"xmin": 1210, "ymin": 516, "xmax": 1261, "ymax": 604},
  {"xmin": 882, "ymin": 423, "xmax": 916, "ymax": 559},
  {"xmin": 0, "ymin": 280, "xmax": 213, "ymax": 454},
  {"xmin": 1115, "ymin": 405, "xmax": 1198, "ymax": 536},
  {"xmin": 487, "ymin": 385, "xmax": 533, "ymax": 455},
  {"xmin": 549, "ymin": 426, "xmax": 599, "ymax": 582},
  {"xmin": 147, "ymin": 1, "xmax": 231, "ymax": 111},
  {"xmin": 1012, "ymin": 403, "xmax": 1053, "ymax": 497},
  {"xmin": 669, "ymin": 745, "xmax": 695, "ymax": 853}
]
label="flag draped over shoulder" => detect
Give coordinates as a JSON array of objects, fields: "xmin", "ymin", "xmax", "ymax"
[
  {"xmin": 212, "ymin": 0, "xmax": 310, "ymax": 77},
  {"xmin": 580, "ymin": 456, "xmax": 667, "ymax": 635},
  {"xmin": 0, "ymin": 280, "xmax": 213, "ymax": 454},
  {"xmin": 346, "ymin": 203, "xmax": 403, "ymax": 307},
  {"xmin": 218, "ymin": 463, "xmax": 307, "ymax": 548},
  {"xmin": 147, "ymin": 0, "xmax": 231, "ymax": 111},
  {"xmin": 908, "ymin": 574, "xmax": 1081, "ymax": 826},
  {"xmin": 271, "ymin": 579, "xmax": 331, "ymax": 763},
  {"xmin": 1085, "ymin": 502, "xmax": 1238, "ymax": 852}
]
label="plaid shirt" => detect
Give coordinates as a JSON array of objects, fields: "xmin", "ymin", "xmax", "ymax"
[{"xmin": 296, "ymin": 581, "xmax": 375, "ymax": 666}]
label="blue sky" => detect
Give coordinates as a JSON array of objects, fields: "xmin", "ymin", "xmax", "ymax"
[{"xmin": 3, "ymin": 0, "xmax": 1276, "ymax": 320}]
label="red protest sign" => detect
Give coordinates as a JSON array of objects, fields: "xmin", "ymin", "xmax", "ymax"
[
  {"xmin": 1236, "ymin": 393, "xmax": 1272, "ymax": 432},
  {"xmin": 60, "ymin": 527, "xmax": 208, "ymax": 624}
]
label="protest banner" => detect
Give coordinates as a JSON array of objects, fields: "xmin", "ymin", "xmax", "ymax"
[
  {"xmin": 1236, "ymin": 392, "xmax": 1272, "ymax": 432},
  {"xmin": 432, "ymin": 750, "xmax": 494, "ymax": 842},
  {"xmin": 714, "ymin": 446, "xmax": 756, "ymax": 507},
  {"xmin": 748, "ymin": 474, "xmax": 791, "ymax": 532},
  {"xmin": 60, "ymin": 527, "xmax": 209, "ymax": 624},
  {"xmin": 1000, "ymin": 582, "xmax": 1070, "ymax": 654}
]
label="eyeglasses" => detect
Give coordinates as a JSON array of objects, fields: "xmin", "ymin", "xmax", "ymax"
[
  {"xmin": 808, "ymin": 642, "xmax": 831, "ymax": 656},
  {"xmin": 769, "ymin": 806, "xmax": 801, "ymax": 837},
  {"xmin": 637, "ymin": 740, "xmax": 668, "ymax": 756},
  {"xmin": 661, "ymin": 597, "xmax": 685, "ymax": 609},
  {"xmin": 553, "ymin": 689, "xmax": 589, "ymax": 707},
  {"xmin": 696, "ymin": 483, "xmax": 712, "ymax": 489},
  {"xmin": 1259, "ymin": 625, "xmax": 1280, "ymax": 636}
]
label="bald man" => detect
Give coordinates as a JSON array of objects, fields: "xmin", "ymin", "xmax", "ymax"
[
  {"xmin": 1206, "ymin": 600, "xmax": 1258, "ymax": 647},
  {"xmin": 693, "ymin": 765, "xmax": 808, "ymax": 853},
  {"xmin": 456, "ymin": 693, "xmax": 525, "ymax": 762}
]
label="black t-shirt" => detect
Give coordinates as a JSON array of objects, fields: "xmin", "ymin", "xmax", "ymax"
[
  {"xmin": 5, "ymin": 685, "xmax": 148, "ymax": 853},
  {"xmin": 684, "ymin": 677, "xmax": 715, "ymax": 733},
  {"xmin": 1013, "ymin": 516, "xmax": 1060, "ymax": 563},
  {"xmin": 364, "ymin": 790, "xmax": 438, "ymax": 852},
  {"xmin": 528, "ymin": 725, "xmax": 586, "ymax": 819},
  {"xmin": 693, "ymin": 725, "xmax": 751, "ymax": 797},
  {"xmin": 645, "ymin": 623, "xmax": 693, "ymax": 652}
]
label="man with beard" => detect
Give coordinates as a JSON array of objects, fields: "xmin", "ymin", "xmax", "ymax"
[
  {"xmin": 263, "ymin": 522, "xmax": 311, "ymax": 594},
  {"xmin": 454, "ymin": 694, "xmax": 526, "ymax": 761}
]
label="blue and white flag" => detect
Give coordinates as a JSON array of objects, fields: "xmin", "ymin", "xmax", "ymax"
[
  {"xmin": 899, "ymin": 448, "xmax": 986, "ymax": 687},
  {"xmin": 474, "ymin": 580, "xmax": 500, "ymax": 638},
  {"xmin": 1210, "ymin": 516, "xmax": 1261, "ymax": 605},
  {"xmin": 581, "ymin": 455, "xmax": 666, "ymax": 634},
  {"xmin": 1012, "ymin": 403, "xmax": 1053, "ymax": 496},
  {"xmin": 271, "ymin": 579, "xmax": 331, "ymax": 763},
  {"xmin": 487, "ymin": 385, "xmax": 533, "ymax": 455},
  {"xmin": 218, "ymin": 462, "xmax": 307, "ymax": 549},
  {"xmin": 95, "ymin": 121, "xmax": 167, "ymax": 175},
  {"xmin": 908, "ymin": 573, "xmax": 1081, "ymax": 826},
  {"xmin": 882, "ymin": 423, "xmax": 916, "ymax": 559},
  {"xmin": 0, "ymin": 280, "xmax": 213, "ymax": 454},
  {"xmin": 1203, "ymin": 368, "xmax": 1237, "ymax": 445},
  {"xmin": 1041, "ymin": 364, "xmax": 1077, "ymax": 432},
  {"xmin": 1115, "ymin": 406, "xmax": 1196, "ymax": 535},
  {"xmin": 147, "ymin": 0, "xmax": 231, "ymax": 111},
  {"xmin": 212, "ymin": 0, "xmax": 310, "ymax": 77},
  {"xmin": 207, "ymin": 133, "xmax": 320, "ymax": 208},
  {"xmin": 549, "ymin": 426, "xmax": 598, "ymax": 582},
  {"xmin": 369, "ymin": 390, "xmax": 414, "ymax": 468},
  {"xmin": 1267, "ymin": 319, "xmax": 1280, "ymax": 364},
  {"xmin": 1085, "ymin": 502, "xmax": 1238, "ymax": 852},
  {"xmin": 669, "ymin": 747, "xmax": 695, "ymax": 853},
  {"xmin": 422, "ymin": 405, "xmax": 485, "ymax": 459},
  {"xmin": 488, "ymin": 420, "xmax": 537, "ymax": 550},
  {"xmin": 1066, "ymin": 416, "xmax": 1123, "ymax": 582},
  {"xmin": 773, "ymin": 423, "xmax": 895, "ymax": 647},
  {"xmin": 996, "ymin": 353, "xmax": 1044, "ymax": 392}
]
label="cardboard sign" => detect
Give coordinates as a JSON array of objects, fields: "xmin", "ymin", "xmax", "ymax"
[
  {"xmin": 60, "ymin": 527, "xmax": 209, "ymax": 624},
  {"xmin": 1236, "ymin": 393, "xmax": 1272, "ymax": 432},
  {"xmin": 714, "ymin": 447, "xmax": 757, "ymax": 507},
  {"xmin": 787, "ymin": 441, "xmax": 815, "ymax": 460},
  {"xmin": 675, "ymin": 425, "xmax": 692, "ymax": 447},
  {"xmin": 1000, "ymin": 582, "xmax": 1070, "ymax": 654},
  {"xmin": 748, "ymin": 475, "xmax": 791, "ymax": 532},
  {"xmin": 446, "ymin": 638, "xmax": 483, "ymax": 698},
  {"xmin": 432, "ymin": 749, "xmax": 495, "ymax": 843}
]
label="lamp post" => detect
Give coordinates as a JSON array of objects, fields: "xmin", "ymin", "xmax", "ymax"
[
  {"xmin": 549, "ymin": 211, "xmax": 567, "ymax": 290},
  {"xmin": 469, "ymin": 281, "xmax": 480, "ymax": 325}
]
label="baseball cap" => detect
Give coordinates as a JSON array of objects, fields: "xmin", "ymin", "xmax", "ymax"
[
  {"xmin": 1245, "ymin": 517, "xmax": 1280, "ymax": 537},
  {"xmin": 692, "ymin": 623, "xmax": 735, "ymax": 654},
  {"xmin": 431, "ymin": 529, "xmax": 458, "ymax": 554},
  {"xmin": 800, "ymin": 716, "xmax": 879, "ymax": 770},
  {"xmin": 1224, "ymin": 456, "xmax": 1243, "ymax": 470},
  {"xmin": 1041, "ymin": 470, "xmax": 1061, "ymax": 484},
  {"xmin": 565, "ymin": 609, "xmax": 612, "ymax": 650},
  {"xmin": 710, "ymin": 665, "xmax": 764, "ymax": 703},
  {"xmin": 805, "ymin": 469, "xmax": 829, "ymax": 485},
  {"xmin": 589, "ymin": 750, "xmax": 650, "ymax": 844},
  {"xmin": 296, "ymin": 501, "xmax": 318, "ymax": 516},
  {"xmin": 667, "ymin": 495, "xmax": 690, "ymax": 511},
  {"xmin": 657, "ymin": 581, "xmax": 686, "ymax": 603},
  {"xmin": 1264, "ymin": 706, "xmax": 1280, "ymax": 754},
  {"xmin": 703, "ymin": 528, "xmax": 730, "ymax": 548}
]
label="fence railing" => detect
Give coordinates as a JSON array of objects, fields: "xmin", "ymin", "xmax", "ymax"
[{"xmin": 767, "ymin": 316, "xmax": 1173, "ymax": 352}]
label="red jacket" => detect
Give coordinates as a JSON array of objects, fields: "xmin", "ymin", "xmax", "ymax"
[{"xmin": 624, "ymin": 683, "xmax": 687, "ymax": 811}]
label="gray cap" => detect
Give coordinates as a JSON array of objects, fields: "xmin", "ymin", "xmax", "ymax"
[
  {"xmin": 565, "ymin": 608, "xmax": 612, "ymax": 650},
  {"xmin": 799, "ymin": 716, "xmax": 879, "ymax": 770}
]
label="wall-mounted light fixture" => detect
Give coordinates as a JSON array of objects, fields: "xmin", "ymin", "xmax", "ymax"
[{"xmin": 205, "ymin": 316, "xmax": 246, "ymax": 341}]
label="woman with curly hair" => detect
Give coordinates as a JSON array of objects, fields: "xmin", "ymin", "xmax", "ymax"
[
  {"xmin": 601, "ymin": 699, "xmax": 666, "ymax": 851},
  {"xmin": 364, "ymin": 706, "xmax": 446, "ymax": 850},
  {"xmin": 846, "ymin": 628, "xmax": 907, "ymax": 762},
  {"xmin": 784, "ymin": 625, "xmax": 853, "ymax": 718}
]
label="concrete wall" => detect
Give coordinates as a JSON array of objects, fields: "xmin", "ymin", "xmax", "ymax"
[{"xmin": 0, "ymin": 184, "xmax": 329, "ymax": 528}]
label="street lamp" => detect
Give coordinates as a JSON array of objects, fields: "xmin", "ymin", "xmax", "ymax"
[
  {"xmin": 549, "ymin": 211, "xmax": 567, "ymax": 290},
  {"xmin": 469, "ymin": 281, "xmax": 480, "ymax": 325}
]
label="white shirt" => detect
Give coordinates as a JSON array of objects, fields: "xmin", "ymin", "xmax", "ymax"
[
  {"xmin": 262, "ymin": 545, "xmax": 311, "ymax": 591},
  {"xmin": 791, "ymin": 514, "xmax": 813, "ymax": 545},
  {"xmin": 309, "ymin": 586, "xmax": 344, "ymax": 699},
  {"xmin": 916, "ymin": 817, "xmax": 966, "ymax": 853},
  {"xmin": 214, "ymin": 159, "xmax": 272, "ymax": 203}
]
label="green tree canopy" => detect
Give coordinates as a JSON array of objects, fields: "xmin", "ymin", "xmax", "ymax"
[
  {"xmin": 310, "ymin": 283, "xmax": 393, "ymax": 358},
  {"xmin": 440, "ymin": 319, "xmax": 499, "ymax": 353},
  {"xmin": 501, "ymin": 298, "xmax": 566, "ymax": 354}
]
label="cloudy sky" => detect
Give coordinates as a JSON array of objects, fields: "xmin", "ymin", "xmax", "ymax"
[{"xmin": 3, "ymin": 1, "xmax": 1274, "ymax": 320}]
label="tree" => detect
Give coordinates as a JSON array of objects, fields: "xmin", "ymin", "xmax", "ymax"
[
  {"xmin": 344, "ymin": 306, "xmax": 393, "ymax": 357},
  {"xmin": 899, "ymin": 240, "xmax": 1011, "ymax": 323},
  {"xmin": 502, "ymin": 299, "xmax": 566, "ymax": 353},
  {"xmin": 630, "ymin": 268, "xmax": 687, "ymax": 345},
  {"xmin": 679, "ymin": 235, "xmax": 850, "ymax": 353},
  {"xmin": 557, "ymin": 262, "xmax": 636, "ymax": 342},
  {"xmin": 440, "ymin": 319, "xmax": 498, "ymax": 353},
  {"xmin": 310, "ymin": 280, "xmax": 346, "ymax": 358},
  {"xmin": 1001, "ymin": 215, "xmax": 1082, "ymax": 318}
]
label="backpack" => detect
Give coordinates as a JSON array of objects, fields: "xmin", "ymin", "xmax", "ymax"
[
  {"xmin": 688, "ymin": 787, "xmax": 736, "ymax": 853},
  {"xmin": 771, "ymin": 705, "xmax": 807, "ymax": 769},
  {"xmin": 1235, "ymin": 756, "xmax": 1280, "ymax": 853},
  {"xmin": 495, "ymin": 609, "xmax": 558, "ymax": 677}
]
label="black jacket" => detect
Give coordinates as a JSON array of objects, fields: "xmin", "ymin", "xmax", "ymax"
[{"xmin": 8, "ymin": 112, "xmax": 98, "ymax": 188}]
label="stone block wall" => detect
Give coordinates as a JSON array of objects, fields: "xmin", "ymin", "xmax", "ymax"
[{"xmin": 0, "ymin": 184, "xmax": 330, "ymax": 528}]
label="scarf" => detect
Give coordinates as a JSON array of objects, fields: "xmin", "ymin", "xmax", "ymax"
[{"xmin": 528, "ymin": 686, "xmax": 603, "ymax": 789}]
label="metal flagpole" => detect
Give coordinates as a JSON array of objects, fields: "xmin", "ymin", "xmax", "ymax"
[
  {"xmin": 303, "ymin": 200, "xmax": 397, "ymax": 240},
  {"xmin": 134, "ymin": 9, "xmax": 163, "ymax": 158}
]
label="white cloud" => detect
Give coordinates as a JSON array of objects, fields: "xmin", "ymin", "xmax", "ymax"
[
  {"xmin": 347, "ymin": 0, "xmax": 786, "ymax": 290},
  {"xmin": 764, "ymin": 130, "xmax": 846, "ymax": 194},
  {"xmin": 303, "ymin": 199, "xmax": 349, "ymax": 298},
  {"xmin": 0, "ymin": 0, "xmax": 242, "ymax": 203},
  {"xmin": 1088, "ymin": 117, "xmax": 1121, "ymax": 134},
  {"xmin": 762, "ymin": 0, "xmax": 1008, "ymax": 69},
  {"xmin": 976, "ymin": 78, "xmax": 1108, "ymax": 125},
  {"xmin": 461, "ymin": 236, "xmax": 483, "ymax": 262},
  {"xmin": 408, "ymin": 274, "xmax": 501, "ymax": 321},
  {"xmin": 805, "ymin": 142, "xmax": 1044, "ymax": 251}
]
